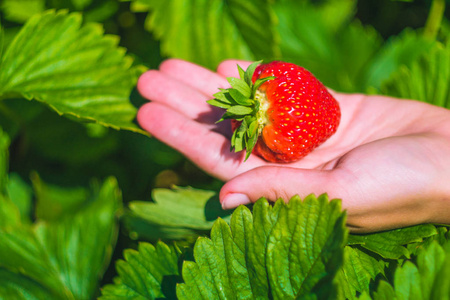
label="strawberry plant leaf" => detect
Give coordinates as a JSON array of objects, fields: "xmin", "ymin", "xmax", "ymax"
[
  {"xmin": 0, "ymin": 10, "xmax": 144, "ymax": 134},
  {"xmin": 31, "ymin": 173, "xmax": 91, "ymax": 222},
  {"xmin": 366, "ymin": 29, "xmax": 435, "ymax": 92},
  {"xmin": 372, "ymin": 280, "xmax": 396, "ymax": 300},
  {"xmin": 274, "ymin": 1, "xmax": 382, "ymax": 93},
  {"xmin": 5, "ymin": 173, "xmax": 33, "ymax": 224},
  {"xmin": 0, "ymin": 0, "xmax": 45, "ymax": 23},
  {"xmin": 130, "ymin": 0, "xmax": 278, "ymax": 69},
  {"xmin": 0, "ymin": 269, "xmax": 60, "ymax": 300},
  {"xmin": 381, "ymin": 40, "xmax": 450, "ymax": 109},
  {"xmin": 335, "ymin": 246, "xmax": 386, "ymax": 299},
  {"xmin": 348, "ymin": 224, "xmax": 438, "ymax": 259},
  {"xmin": 0, "ymin": 128, "xmax": 9, "ymax": 194},
  {"xmin": 176, "ymin": 194, "xmax": 348, "ymax": 299},
  {"xmin": 267, "ymin": 195, "xmax": 347, "ymax": 299},
  {"xmin": 126, "ymin": 187, "xmax": 232, "ymax": 240},
  {"xmin": 0, "ymin": 177, "xmax": 121, "ymax": 299},
  {"xmin": 100, "ymin": 241, "xmax": 183, "ymax": 299},
  {"xmin": 372, "ymin": 241, "xmax": 450, "ymax": 299}
]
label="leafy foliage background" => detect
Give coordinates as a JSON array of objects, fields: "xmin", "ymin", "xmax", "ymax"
[{"xmin": 1, "ymin": 0, "xmax": 450, "ymax": 299}]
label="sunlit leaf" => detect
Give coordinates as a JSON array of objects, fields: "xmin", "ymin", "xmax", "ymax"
[
  {"xmin": 366, "ymin": 29, "xmax": 434, "ymax": 92},
  {"xmin": 0, "ymin": 10, "xmax": 144, "ymax": 133},
  {"xmin": 348, "ymin": 224, "xmax": 438, "ymax": 259},
  {"xmin": 275, "ymin": 1, "xmax": 382, "ymax": 92},
  {"xmin": 381, "ymin": 40, "xmax": 450, "ymax": 108},
  {"xmin": 131, "ymin": 0, "xmax": 278, "ymax": 69},
  {"xmin": 128, "ymin": 187, "xmax": 232, "ymax": 239},
  {"xmin": 177, "ymin": 195, "xmax": 348, "ymax": 299}
]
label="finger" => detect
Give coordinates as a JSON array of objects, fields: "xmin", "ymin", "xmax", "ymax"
[
  {"xmin": 137, "ymin": 70, "xmax": 223, "ymax": 124},
  {"xmin": 219, "ymin": 166, "xmax": 345, "ymax": 208},
  {"xmin": 217, "ymin": 60, "xmax": 253, "ymax": 77},
  {"xmin": 158, "ymin": 59, "xmax": 230, "ymax": 96},
  {"xmin": 137, "ymin": 102, "xmax": 249, "ymax": 180}
]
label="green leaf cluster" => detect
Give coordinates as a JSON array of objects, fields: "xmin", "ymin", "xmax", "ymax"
[
  {"xmin": 0, "ymin": 129, "xmax": 122, "ymax": 299},
  {"xmin": 105, "ymin": 194, "xmax": 349, "ymax": 299},
  {"xmin": 104, "ymin": 192, "xmax": 450, "ymax": 299}
]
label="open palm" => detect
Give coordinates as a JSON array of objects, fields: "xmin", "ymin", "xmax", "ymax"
[{"xmin": 138, "ymin": 59, "xmax": 450, "ymax": 232}]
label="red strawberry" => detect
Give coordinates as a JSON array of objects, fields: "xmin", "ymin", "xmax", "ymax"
[{"xmin": 208, "ymin": 61, "xmax": 340, "ymax": 163}]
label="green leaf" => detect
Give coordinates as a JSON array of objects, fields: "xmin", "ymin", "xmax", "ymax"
[
  {"xmin": 228, "ymin": 89, "xmax": 253, "ymax": 106},
  {"xmin": 0, "ymin": 177, "xmax": 121, "ymax": 299},
  {"xmin": 253, "ymin": 75, "xmax": 275, "ymax": 91},
  {"xmin": 372, "ymin": 280, "xmax": 396, "ymax": 300},
  {"xmin": 381, "ymin": 40, "xmax": 450, "ymax": 108},
  {"xmin": 0, "ymin": 128, "xmax": 9, "ymax": 194},
  {"xmin": 231, "ymin": 120, "xmax": 248, "ymax": 152},
  {"xmin": 31, "ymin": 173, "xmax": 91, "ymax": 221},
  {"xmin": 226, "ymin": 105, "xmax": 253, "ymax": 116},
  {"xmin": 243, "ymin": 60, "xmax": 262, "ymax": 86},
  {"xmin": 367, "ymin": 29, "xmax": 435, "ymax": 92},
  {"xmin": 176, "ymin": 194, "xmax": 348, "ymax": 299},
  {"xmin": 372, "ymin": 241, "xmax": 450, "ymax": 300},
  {"xmin": 348, "ymin": 224, "xmax": 438, "ymax": 259},
  {"xmin": 275, "ymin": 1, "xmax": 382, "ymax": 92},
  {"xmin": 132, "ymin": 0, "xmax": 278, "ymax": 69},
  {"xmin": 0, "ymin": 194, "xmax": 21, "ymax": 228},
  {"xmin": 0, "ymin": 269, "xmax": 60, "ymax": 300},
  {"xmin": 0, "ymin": 10, "xmax": 144, "ymax": 134},
  {"xmin": 335, "ymin": 246, "xmax": 386, "ymax": 299},
  {"xmin": 100, "ymin": 242, "xmax": 183, "ymax": 299},
  {"xmin": 127, "ymin": 187, "xmax": 232, "ymax": 240},
  {"xmin": 0, "ymin": 0, "xmax": 45, "ymax": 23},
  {"xmin": 227, "ymin": 77, "xmax": 252, "ymax": 98},
  {"xmin": 267, "ymin": 195, "xmax": 347, "ymax": 299},
  {"xmin": 0, "ymin": 227, "xmax": 70, "ymax": 298},
  {"xmin": 5, "ymin": 173, "xmax": 33, "ymax": 224},
  {"xmin": 34, "ymin": 177, "xmax": 121, "ymax": 299},
  {"xmin": 206, "ymin": 98, "xmax": 231, "ymax": 109}
]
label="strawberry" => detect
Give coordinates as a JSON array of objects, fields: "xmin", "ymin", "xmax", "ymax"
[{"xmin": 208, "ymin": 61, "xmax": 340, "ymax": 163}]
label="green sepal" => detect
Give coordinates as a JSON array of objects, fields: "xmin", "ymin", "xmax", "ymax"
[
  {"xmin": 228, "ymin": 89, "xmax": 253, "ymax": 106},
  {"xmin": 227, "ymin": 105, "xmax": 253, "ymax": 115},
  {"xmin": 254, "ymin": 76, "xmax": 276, "ymax": 91},
  {"xmin": 206, "ymin": 99, "xmax": 232, "ymax": 109},
  {"xmin": 208, "ymin": 61, "xmax": 276, "ymax": 161},
  {"xmin": 237, "ymin": 64, "xmax": 246, "ymax": 82},
  {"xmin": 244, "ymin": 61, "xmax": 262, "ymax": 86},
  {"xmin": 227, "ymin": 77, "xmax": 252, "ymax": 98}
]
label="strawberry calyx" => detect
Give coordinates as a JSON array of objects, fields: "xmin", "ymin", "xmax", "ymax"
[{"xmin": 207, "ymin": 61, "xmax": 275, "ymax": 161}]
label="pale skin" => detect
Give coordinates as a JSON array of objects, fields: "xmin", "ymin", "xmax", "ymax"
[{"xmin": 137, "ymin": 58, "xmax": 450, "ymax": 233}]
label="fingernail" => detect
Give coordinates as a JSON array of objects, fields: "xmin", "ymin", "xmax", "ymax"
[{"xmin": 222, "ymin": 193, "xmax": 250, "ymax": 210}]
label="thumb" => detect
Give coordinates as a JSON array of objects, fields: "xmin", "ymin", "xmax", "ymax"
[{"xmin": 220, "ymin": 166, "xmax": 346, "ymax": 209}]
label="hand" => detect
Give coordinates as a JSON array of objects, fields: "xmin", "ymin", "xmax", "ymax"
[{"xmin": 137, "ymin": 59, "xmax": 450, "ymax": 233}]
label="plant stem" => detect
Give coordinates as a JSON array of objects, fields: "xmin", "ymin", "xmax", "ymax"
[{"xmin": 424, "ymin": 0, "xmax": 446, "ymax": 39}]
